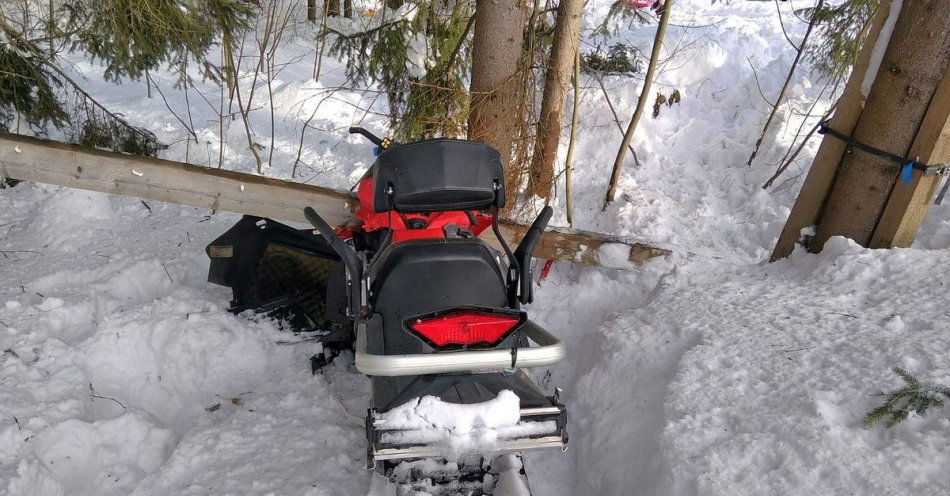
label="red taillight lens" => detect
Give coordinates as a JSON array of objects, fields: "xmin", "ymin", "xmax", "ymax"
[{"xmin": 409, "ymin": 310, "xmax": 522, "ymax": 347}]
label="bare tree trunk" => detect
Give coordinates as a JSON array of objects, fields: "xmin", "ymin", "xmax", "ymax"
[
  {"xmin": 745, "ymin": 0, "xmax": 823, "ymax": 167},
  {"xmin": 47, "ymin": 0, "xmax": 54, "ymax": 59},
  {"xmin": 343, "ymin": 0, "xmax": 352, "ymax": 18},
  {"xmin": 603, "ymin": 2, "xmax": 672, "ymax": 209},
  {"xmin": 468, "ymin": 0, "xmax": 527, "ymax": 196},
  {"xmin": 769, "ymin": 0, "xmax": 892, "ymax": 261},
  {"xmin": 313, "ymin": 4, "xmax": 329, "ymax": 80},
  {"xmin": 527, "ymin": 0, "xmax": 584, "ymax": 199},
  {"xmin": 307, "ymin": 0, "xmax": 317, "ymax": 21},
  {"xmin": 324, "ymin": 0, "xmax": 340, "ymax": 17}
]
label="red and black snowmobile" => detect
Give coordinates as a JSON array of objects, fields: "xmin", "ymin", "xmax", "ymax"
[{"xmin": 206, "ymin": 128, "xmax": 568, "ymax": 493}]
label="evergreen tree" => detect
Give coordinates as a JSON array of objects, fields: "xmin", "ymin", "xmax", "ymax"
[
  {"xmin": 328, "ymin": 0, "xmax": 473, "ymax": 140},
  {"xmin": 803, "ymin": 0, "xmax": 879, "ymax": 82},
  {"xmin": 0, "ymin": 0, "xmax": 252, "ymax": 155}
]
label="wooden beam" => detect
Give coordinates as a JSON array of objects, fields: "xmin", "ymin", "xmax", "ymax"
[
  {"xmin": 0, "ymin": 132, "xmax": 670, "ymax": 268},
  {"xmin": 870, "ymin": 69, "xmax": 950, "ymax": 247},
  {"xmin": 770, "ymin": 1, "xmax": 892, "ymax": 261}
]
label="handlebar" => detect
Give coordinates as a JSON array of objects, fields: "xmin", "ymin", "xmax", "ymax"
[
  {"xmin": 348, "ymin": 127, "xmax": 386, "ymax": 148},
  {"xmin": 304, "ymin": 207, "xmax": 363, "ymax": 317}
]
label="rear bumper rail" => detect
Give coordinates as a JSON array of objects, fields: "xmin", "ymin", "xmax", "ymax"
[
  {"xmin": 353, "ymin": 320, "xmax": 565, "ymax": 377},
  {"xmin": 365, "ymin": 398, "xmax": 569, "ymax": 469}
]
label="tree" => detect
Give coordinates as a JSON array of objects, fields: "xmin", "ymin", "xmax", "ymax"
[
  {"xmin": 1, "ymin": 0, "xmax": 252, "ymax": 156},
  {"xmin": 603, "ymin": 1, "xmax": 672, "ymax": 209},
  {"xmin": 329, "ymin": 1, "xmax": 472, "ymax": 139},
  {"xmin": 468, "ymin": 0, "xmax": 527, "ymax": 195},
  {"xmin": 810, "ymin": 0, "xmax": 949, "ymax": 251},
  {"xmin": 528, "ymin": 0, "xmax": 584, "ymax": 199}
]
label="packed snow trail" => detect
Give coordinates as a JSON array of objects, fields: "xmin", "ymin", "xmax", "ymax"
[{"xmin": 542, "ymin": 239, "xmax": 950, "ymax": 495}]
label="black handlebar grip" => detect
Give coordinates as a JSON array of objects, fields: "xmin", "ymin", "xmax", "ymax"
[
  {"xmin": 515, "ymin": 205, "xmax": 553, "ymax": 304},
  {"xmin": 348, "ymin": 127, "xmax": 384, "ymax": 147}
]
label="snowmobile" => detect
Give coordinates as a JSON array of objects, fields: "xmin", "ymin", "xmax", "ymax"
[{"xmin": 205, "ymin": 128, "xmax": 568, "ymax": 493}]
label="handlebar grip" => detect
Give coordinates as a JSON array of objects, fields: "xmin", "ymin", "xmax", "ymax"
[{"xmin": 348, "ymin": 127, "xmax": 384, "ymax": 147}]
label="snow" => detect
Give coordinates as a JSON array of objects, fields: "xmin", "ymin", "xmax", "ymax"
[
  {"xmin": 3, "ymin": 0, "xmax": 950, "ymax": 495},
  {"xmin": 377, "ymin": 391, "xmax": 557, "ymax": 460}
]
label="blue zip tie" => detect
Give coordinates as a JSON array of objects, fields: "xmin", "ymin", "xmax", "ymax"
[{"xmin": 901, "ymin": 163, "xmax": 914, "ymax": 184}]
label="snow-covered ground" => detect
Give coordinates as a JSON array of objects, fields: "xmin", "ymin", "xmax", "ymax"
[{"xmin": 3, "ymin": 0, "xmax": 950, "ymax": 495}]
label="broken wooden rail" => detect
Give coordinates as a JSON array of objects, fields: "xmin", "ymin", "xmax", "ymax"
[{"xmin": 0, "ymin": 133, "xmax": 670, "ymax": 268}]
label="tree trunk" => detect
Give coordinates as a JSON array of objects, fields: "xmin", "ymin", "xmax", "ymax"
[
  {"xmin": 324, "ymin": 0, "xmax": 340, "ymax": 17},
  {"xmin": 527, "ymin": 0, "xmax": 584, "ymax": 199},
  {"xmin": 307, "ymin": 0, "xmax": 316, "ymax": 21},
  {"xmin": 468, "ymin": 0, "xmax": 527, "ymax": 195},
  {"xmin": 811, "ymin": 0, "xmax": 950, "ymax": 251},
  {"xmin": 343, "ymin": 0, "xmax": 352, "ymax": 18},
  {"xmin": 603, "ymin": 2, "xmax": 673, "ymax": 209},
  {"xmin": 769, "ymin": 0, "xmax": 893, "ymax": 261}
]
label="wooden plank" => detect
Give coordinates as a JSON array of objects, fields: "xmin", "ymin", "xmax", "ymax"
[
  {"xmin": 0, "ymin": 132, "xmax": 355, "ymax": 227},
  {"xmin": 493, "ymin": 220, "xmax": 670, "ymax": 267},
  {"xmin": 0, "ymin": 132, "xmax": 670, "ymax": 268},
  {"xmin": 769, "ymin": 0, "xmax": 892, "ymax": 261},
  {"xmin": 870, "ymin": 68, "xmax": 950, "ymax": 248}
]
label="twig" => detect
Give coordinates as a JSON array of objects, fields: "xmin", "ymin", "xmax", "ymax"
[
  {"xmin": 762, "ymin": 100, "xmax": 836, "ymax": 189},
  {"xmin": 746, "ymin": 57, "xmax": 776, "ymax": 107},
  {"xmin": 564, "ymin": 48, "xmax": 580, "ymax": 226},
  {"xmin": 589, "ymin": 70, "xmax": 639, "ymax": 166},
  {"xmin": 161, "ymin": 263, "xmax": 174, "ymax": 284},
  {"xmin": 746, "ymin": 0, "xmax": 824, "ymax": 167},
  {"xmin": 89, "ymin": 383, "xmax": 126, "ymax": 409},
  {"xmin": 774, "ymin": 0, "xmax": 799, "ymax": 51}
]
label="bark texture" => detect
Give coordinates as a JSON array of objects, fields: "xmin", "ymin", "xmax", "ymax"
[
  {"xmin": 769, "ymin": 1, "xmax": 892, "ymax": 261},
  {"xmin": 468, "ymin": 0, "xmax": 526, "ymax": 193},
  {"xmin": 528, "ymin": 0, "xmax": 584, "ymax": 199},
  {"xmin": 811, "ymin": 0, "xmax": 950, "ymax": 251}
]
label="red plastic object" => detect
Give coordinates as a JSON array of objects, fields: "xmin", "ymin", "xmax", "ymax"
[
  {"xmin": 352, "ymin": 176, "xmax": 493, "ymax": 243},
  {"xmin": 409, "ymin": 310, "xmax": 521, "ymax": 347}
]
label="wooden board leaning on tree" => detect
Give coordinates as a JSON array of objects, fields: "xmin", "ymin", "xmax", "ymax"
[{"xmin": 0, "ymin": 132, "xmax": 670, "ymax": 269}]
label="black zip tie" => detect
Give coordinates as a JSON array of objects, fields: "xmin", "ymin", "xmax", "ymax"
[{"xmin": 817, "ymin": 120, "xmax": 949, "ymax": 181}]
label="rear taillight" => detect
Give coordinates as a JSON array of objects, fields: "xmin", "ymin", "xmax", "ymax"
[{"xmin": 408, "ymin": 309, "xmax": 523, "ymax": 348}]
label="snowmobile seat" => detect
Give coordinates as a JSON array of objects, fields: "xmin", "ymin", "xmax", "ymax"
[{"xmin": 371, "ymin": 139, "xmax": 506, "ymax": 213}]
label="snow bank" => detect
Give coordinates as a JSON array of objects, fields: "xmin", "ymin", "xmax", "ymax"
[{"xmin": 560, "ymin": 238, "xmax": 950, "ymax": 496}]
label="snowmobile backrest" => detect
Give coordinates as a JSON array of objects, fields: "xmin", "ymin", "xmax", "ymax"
[
  {"xmin": 367, "ymin": 238, "xmax": 508, "ymax": 353},
  {"xmin": 371, "ymin": 139, "xmax": 505, "ymax": 213}
]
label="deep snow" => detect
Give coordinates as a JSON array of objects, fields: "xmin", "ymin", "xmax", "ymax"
[{"xmin": 3, "ymin": 0, "xmax": 950, "ymax": 495}]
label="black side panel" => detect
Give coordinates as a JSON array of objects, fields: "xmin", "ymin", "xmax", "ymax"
[
  {"xmin": 206, "ymin": 216, "xmax": 341, "ymax": 327},
  {"xmin": 372, "ymin": 139, "xmax": 505, "ymax": 213}
]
